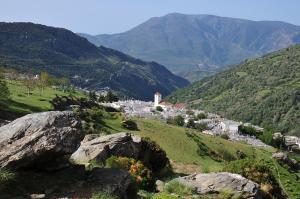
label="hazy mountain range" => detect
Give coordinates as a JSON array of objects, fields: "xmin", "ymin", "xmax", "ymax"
[
  {"xmin": 80, "ymin": 13, "xmax": 300, "ymax": 81},
  {"xmin": 0, "ymin": 22, "xmax": 189, "ymax": 100}
]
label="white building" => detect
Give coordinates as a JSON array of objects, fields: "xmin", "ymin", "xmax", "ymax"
[{"xmin": 154, "ymin": 92, "xmax": 162, "ymax": 107}]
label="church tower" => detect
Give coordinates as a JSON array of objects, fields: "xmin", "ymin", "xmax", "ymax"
[{"xmin": 154, "ymin": 92, "xmax": 162, "ymax": 107}]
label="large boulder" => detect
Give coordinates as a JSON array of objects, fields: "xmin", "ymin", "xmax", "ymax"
[
  {"xmin": 71, "ymin": 132, "xmax": 169, "ymax": 173},
  {"xmin": 272, "ymin": 152, "xmax": 300, "ymax": 171},
  {"xmin": 176, "ymin": 172, "xmax": 261, "ymax": 199},
  {"xmin": 0, "ymin": 165, "xmax": 136, "ymax": 199},
  {"xmin": 0, "ymin": 111, "xmax": 83, "ymax": 169}
]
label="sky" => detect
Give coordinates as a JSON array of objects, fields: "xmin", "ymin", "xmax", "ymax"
[{"xmin": 0, "ymin": 0, "xmax": 300, "ymax": 35}]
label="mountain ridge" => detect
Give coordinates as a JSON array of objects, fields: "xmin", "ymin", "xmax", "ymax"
[
  {"xmin": 0, "ymin": 22, "xmax": 189, "ymax": 100},
  {"xmin": 80, "ymin": 13, "xmax": 300, "ymax": 81}
]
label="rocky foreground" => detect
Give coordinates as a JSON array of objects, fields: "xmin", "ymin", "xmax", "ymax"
[{"xmin": 0, "ymin": 111, "xmax": 274, "ymax": 198}]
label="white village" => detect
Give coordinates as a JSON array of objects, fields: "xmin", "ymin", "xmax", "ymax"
[{"xmin": 101, "ymin": 92, "xmax": 300, "ymax": 149}]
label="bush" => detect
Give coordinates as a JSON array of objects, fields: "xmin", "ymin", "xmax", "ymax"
[
  {"xmin": 195, "ymin": 123, "xmax": 207, "ymax": 131},
  {"xmin": 166, "ymin": 115, "xmax": 185, "ymax": 126},
  {"xmin": 106, "ymin": 156, "xmax": 153, "ymax": 190},
  {"xmin": 173, "ymin": 115, "xmax": 185, "ymax": 126},
  {"xmin": 121, "ymin": 120, "xmax": 138, "ymax": 130},
  {"xmin": 223, "ymin": 158, "xmax": 284, "ymax": 198},
  {"xmin": 220, "ymin": 134, "xmax": 230, "ymax": 140},
  {"xmin": 91, "ymin": 192, "xmax": 117, "ymax": 199},
  {"xmin": 152, "ymin": 193, "xmax": 178, "ymax": 199},
  {"xmin": 156, "ymin": 106, "xmax": 163, "ymax": 112},
  {"xmin": 186, "ymin": 110, "xmax": 194, "ymax": 116},
  {"xmin": 186, "ymin": 119, "xmax": 195, "ymax": 129},
  {"xmin": 0, "ymin": 169, "xmax": 15, "ymax": 184},
  {"xmin": 164, "ymin": 179, "xmax": 194, "ymax": 195},
  {"xmin": 197, "ymin": 113, "xmax": 207, "ymax": 120},
  {"xmin": 238, "ymin": 125, "xmax": 262, "ymax": 137}
]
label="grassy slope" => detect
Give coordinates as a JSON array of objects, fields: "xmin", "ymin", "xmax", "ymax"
[
  {"xmin": 1, "ymin": 80, "xmax": 83, "ymax": 119},
  {"xmin": 166, "ymin": 45, "xmax": 300, "ymax": 135}
]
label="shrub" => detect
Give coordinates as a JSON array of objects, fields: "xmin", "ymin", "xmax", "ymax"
[
  {"xmin": 121, "ymin": 120, "xmax": 138, "ymax": 130},
  {"xmin": 186, "ymin": 119, "xmax": 195, "ymax": 129},
  {"xmin": 156, "ymin": 106, "xmax": 163, "ymax": 112},
  {"xmin": 0, "ymin": 169, "xmax": 15, "ymax": 184},
  {"xmin": 173, "ymin": 115, "xmax": 185, "ymax": 126},
  {"xmin": 197, "ymin": 113, "xmax": 207, "ymax": 120},
  {"xmin": 186, "ymin": 110, "xmax": 194, "ymax": 116},
  {"xmin": 195, "ymin": 123, "xmax": 207, "ymax": 131},
  {"xmin": 220, "ymin": 134, "xmax": 230, "ymax": 140},
  {"xmin": 106, "ymin": 156, "xmax": 153, "ymax": 190},
  {"xmin": 91, "ymin": 192, "xmax": 117, "ymax": 199},
  {"xmin": 238, "ymin": 125, "xmax": 262, "ymax": 137},
  {"xmin": 152, "ymin": 193, "xmax": 178, "ymax": 199},
  {"xmin": 223, "ymin": 158, "xmax": 284, "ymax": 198},
  {"xmin": 164, "ymin": 179, "xmax": 194, "ymax": 195}
]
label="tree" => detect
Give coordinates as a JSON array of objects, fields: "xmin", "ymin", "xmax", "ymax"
[
  {"xmin": 197, "ymin": 113, "xmax": 207, "ymax": 120},
  {"xmin": 105, "ymin": 90, "xmax": 119, "ymax": 102},
  {"xmin": 174, "ymin": 115, "xmax": 185, "ymax": 126},
  {"xmin": 23, "ymin": 78, "xmax": 36, "ymax": 96},
  {"xmin": 0, "ymin": 75, "xmax": 10, "ymax": 104},
  {"xmin": 38, "ymin": 72, "xmax": 51, "ymax": 95},
  {"xmin": 186, "ymin": 119, "xmax": 195, "ymax": 128},
  {"xmin": 156, "ymin": 106, "xmax": 163, "ymax": 112},
  {"xmin": 89, "ymin": 91, "xmax": 97, "ymax": 101}
]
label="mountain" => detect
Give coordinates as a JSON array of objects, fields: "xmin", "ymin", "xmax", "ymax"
[
  {"xmin": 166, "ymin": 45, "xmax": 300, "ymax": 135},
  {"xmin": 0, "ymin": 22, "xmax": 189, "ymax": 100},
  {"xmin": 80, "ymin": 13, "xmax": 300, "ymax": 81}
]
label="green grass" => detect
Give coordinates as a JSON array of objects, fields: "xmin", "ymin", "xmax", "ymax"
[
  {"xmin": 2, "ymin": 80, "xmax": 83, "ymax": 118},
  {"xmin": 131, "ymin": 118, "xmax": 269, "ymax": 173}
]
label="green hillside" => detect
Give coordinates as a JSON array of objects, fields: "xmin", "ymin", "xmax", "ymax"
[
  {"xmin": 0, "ymin": 79, "xmax": 83, "ymax": 120},
  {"xmin": 0, "ymin": 22, "xmax": 189, "ymax": 100},
  {"xmin": 167, "ymin": 45, "xmax": 300, "ymax": 135}
]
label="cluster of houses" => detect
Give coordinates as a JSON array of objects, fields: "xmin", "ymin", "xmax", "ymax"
[{"xmin": 102, "ymin": 92, "xmax": 270, "ymax": 147}]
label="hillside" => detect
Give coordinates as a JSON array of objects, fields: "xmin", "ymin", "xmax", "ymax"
[
  {"xmin": 0, "ymin": 22, "xmax": 189, "ymax": 100},
  {"xmin": 80, "ymin": 13, "xmax": 300, "ymax": 81},
  {"xmin": 166, "ymin": 45, "xmax": 300, "ymax": 135}
]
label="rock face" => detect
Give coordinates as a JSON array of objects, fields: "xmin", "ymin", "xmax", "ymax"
[
  {"xmin": 0, "ymin": 111, "xmax": 83, "ymax": 169},
  {"xmin": 71, "ymin": 132, "xmax": 169, "ymax": 173},
  {"xmin": 272, "ymin": 152, "xmax": 300, "ymax": 170},
  {"xmin": 0, "ymin": 165, "xmax": 136, "ymax": 199},
  {"xmin": 177, "ymin": 172, "xmax": 261, "ymax": 199},
  {"xmin": 71, "ymin": 132, "xmax": 141, "ymax": 163}
]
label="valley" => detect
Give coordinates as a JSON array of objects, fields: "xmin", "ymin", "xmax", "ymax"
[{"xmin": 0, "ymin": 3, "xmax": 300, "ymax": 198}]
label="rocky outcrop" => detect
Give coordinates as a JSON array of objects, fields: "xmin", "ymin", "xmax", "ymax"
[
  {"xmin": 0, "ymin": 112, "xmax": 137, "ymax": 198},
  {"xmin": 0, "ymin": 111, "xmax": 83, "ymax": 169},
  {"xmin": 1, "ymin": 165, "xmax": 136, "ymax": 199},
  {"xmin": 71, "ymin": 132, "xmax": 169, "ymax": 173},
  {"xmin": 272, "ymin": 152, "xmax": 300, "ymax": 171},
  {"xmin": 176, "ymin": 172, "xmax": 261, "ymax": 198}
]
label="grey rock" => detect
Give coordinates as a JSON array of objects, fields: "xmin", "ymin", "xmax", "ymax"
[
  {"xmin": 272, "ymin": 152, "xmax": 300, "ymax": 170},
  {"xmin": 71, "ymin": 132, "xmax": 141, "ymax": 163},
  {"xmin": 71, "ymin": 132, "xmax": 169, "ymax": 173},
  {"xmin": 0, "ymin": 166, "xmax": 136, "ymax": 199},
  {"xmin": 0, "ymin": 111, "xmax": 83, "ymax": 169},
  {"xmin": 176, "ymin": 172, "xmax": 261, "ymax": 198}
]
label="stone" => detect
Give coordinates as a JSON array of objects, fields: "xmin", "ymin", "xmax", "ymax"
[
  {"xmin": 176, "ymin": 172, "xmax": 261, "ymax": 198},
  {"xmin": 272, "ymin": 152, "xmax": 300, "ymax": 170},
  {"xmin": 71, "ymin": 132, "xmax": 169, "ymax": 173},
  {"xmin": 155, "ymin": 180, "xmax": 165, "ymax": 192},
  {"xmin": 71, "ymin": 132, "xmax": 141, "ymax": 163},
  {"xmin": 0, "ymin": 111, "xmax": 83, "ymax": 169},
  {"xmin": 0, "ymin": 165, "xmax": 136, "ymax": 199}
]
